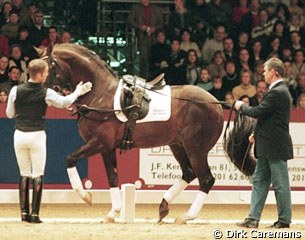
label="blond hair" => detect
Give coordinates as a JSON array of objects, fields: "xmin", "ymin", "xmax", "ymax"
[
  {"xmin": 28, "ymin": 59, "xmax": 48, "ymax": 78},
  {"xmin": 264, "ymin": 58, "xmax": 284, "ymax": 77}
]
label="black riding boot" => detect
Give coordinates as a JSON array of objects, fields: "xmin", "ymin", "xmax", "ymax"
[
  {"xmin": 19, "ymin": 176, "xmax": 31, "ymax": 222},
  {"xmin": 31, "ymin": 176, "xmax": 44, "ymax": 223}
]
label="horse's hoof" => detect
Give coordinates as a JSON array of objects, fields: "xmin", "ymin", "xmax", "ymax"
[
  {"xmin": 158, "ymin": 198, "xmax": 169, "ymax": 222},
  {"xmin": 174, "ymin": 214, "xmax": 188, "ymax": 225},
  {"xmin": 103, "ymin": 217, "xmax": 115, "ymax": 223},
  {"xmin": 103, "ymin": 209, "xmax": 120, "ymax": 223},
  {"xmin": 82, "ymin": 192, "xmax": 92, "ymax": 205}
]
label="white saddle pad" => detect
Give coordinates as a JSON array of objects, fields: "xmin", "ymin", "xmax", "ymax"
[{"xmin": 114, "ymin": 79, "xmax": 171, "ymax": 123}]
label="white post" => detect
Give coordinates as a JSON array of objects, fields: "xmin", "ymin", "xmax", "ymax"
[{"xmin": 121, "ymin": 183, "xmax": 135, "ymax": 223}]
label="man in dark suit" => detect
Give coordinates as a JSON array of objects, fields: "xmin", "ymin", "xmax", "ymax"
[{"xmin": 234, "ymin": 58, "xmax": 293, "ymax": 229}]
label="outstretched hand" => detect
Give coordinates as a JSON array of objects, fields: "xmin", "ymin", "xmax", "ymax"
[
  {"xmin": 75, "ymin": 81, "xmax": 92, "ymax": 97},
  {"xmin": 234, "ymin": 100, "xmax": 244, "ymax": 111}
]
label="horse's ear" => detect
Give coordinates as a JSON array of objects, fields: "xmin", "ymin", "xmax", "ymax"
[{"xmin": 34, "ymin": 46, "xmax": 48, "ymax": 58}]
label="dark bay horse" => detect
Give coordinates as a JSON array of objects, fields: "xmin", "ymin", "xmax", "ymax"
[{"xmin": 46, "ymin": 43, "xmax": 224, "ymax": 223}]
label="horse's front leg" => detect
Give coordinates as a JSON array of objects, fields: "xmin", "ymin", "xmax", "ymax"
[
  {"xmin": 66, "ymin": 138, "xmax": 101, "ymax": 204},
  {"xmin": 101, "ymin": 149, "xmax": 121, "ymax": 223}
]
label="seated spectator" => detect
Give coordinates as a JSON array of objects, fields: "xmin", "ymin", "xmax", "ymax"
[
  {"xmin": 191, "ymin": 19, "xmax": 214, "ymax": 50},
  {"xmin": 224, "ymin": 91, "xmax": 234, "ymax": 106},
  {"xmin": 2, "ymin": 65, "xmax": 21, "ymax": 91},
  {"xmin": 12, "ymin": 0, "xmax": 28, "ymax": 27},
  {"xmin": 232, "ymin": 0, "xmax": 249, "ymax": 26},
  {"xmin": 201, "ymin": 24, "xmax": 226, "ymax": 64},
  {"xmin": 283, "ymin": 59, "xmax": 297, "ymax": 91},
  {"xmin": 289, "ymin": 0, "xmax": 304, "ymax": 21},
  {"xmin": 184, "ymin": 49, "xmax": 201, "ymax": 85},
  {"xmin": 222, "ymin": 37, "xmax": 238, "ymax": 63},
  {"xmin": 249, "ymin": 38, "xmax": 265, "ymax": 67},
  {"xmin": 0, "ymin": 86, "xmax": 8, "ymax": 103},
  {"xmin": 252, "ymin": 59, "xmax": 264, "ymax": 84},
  {"xmin": 180, "ymin": 28, "xmax": 201, "ymax": 58},
  {"xmin": 61, "ymin": 84, "xmax": 72, "ymax": 96},
  {"xmin": 292, "ymin": 71, "xmax": 305, "ymax": 106},
  {"xmin": 222, "ymin": 60, "xmax": 240, "ymax": 94},
  {"xmin": 167, "ymin": 0, "xmax": 193, "ymax": 40},
  {"xmin": 10, "ymin": 26, "xmax": 36, "ymax": 61},
  {"xmin": 272, "ymin": 20, "xmax": 289, "ymax": 46},
  {"xmin": 206, "ymin": 50, "xmax": 226, "ymax": 79},
  {"xmin": 190, "ymin": 0, "xmax": 211, "ymax": 29},
  {"xmin": 234, "ymin": 31, "xmax": 250, "ymax": 56},
  {"xmin": 161, "ymin": 37, "xmax": 187, "ymax": 85},
  {"xmin": 236, "ymin": 48, "xmax": 252, "ymax": 74},
  {"xmin": 239, "ymin": 0, "xmax": 260, "ymax": 35},
  {"xmin": 239, "ymin": 94, "xmax": 250, "ymax": 106},
  {"xmin": 195, "ymin": 67, "xmax": 212, "ymax": 91},
  {"xmin": 232, "ymin": 69, "xmax": 256, "ymax": 100},
  {"xmin": 28, "ymin": 9, "xmax": 48, "ymax": 47},
  {"xmin": 61, "ymin": 31, "xmax": 71, "ymax": 43},
  {"xmin": 275, "ymin": 3, "xmax": 291, "ymax": 25},
  {"xmin": 0, "ymin": 55, "xmax": 9, "ymax": 84},
  {"xmin": 207, "ymin": 0, "xmax": 232, "ymax": 29},
  {"xmin": 251, "ymin": 8, "xmax": 276, "ymax": 44},
  {"xmin": 20, "ymin": 1, "xmax": 39, "ymax": 28},
  {"xmin": 1, "ymin": 8, "xmax": 20, "ymax": 40},
  {"xmin": 265, "ymin": 35, "xmax": 282, "ymax": 59},
  {"xmin": 39, "ymin": 25, "xmax": 62, "ymax": 53},
  {"xmin": 9, "ymin": 44, "xmax": 28, "ymax": 82},
  {"xmin": 296, "ymin": 92, "xmax": 305, "ymax": 109},
  {"xmin": 0, "ymin": 2, "xmax": 13, "ymax": 28},
  {"xmin": 249, "ymin": 79, "xmax": 268, "ymax": 106},
  {"xmin": 208, "ymin": 75, "xmax": 226, "ymax": 101},
  {"xmin": 281, "ymin": 45, "xmax": 293, "ymax": 61},
  {"xmin": 262, "ymin": 2, "xmax": 277, "ymax": 20},
  {"xmin": 291, "ymin": 49, "xmax": 305, "ymax": 78},
  {"xmin": 149, "ymin": 30, "xmax": 171, "ymax": 79},
  {"xmin": 288, "ymin": 13, "xmax": 304, "ymax": 35},
  {"xmin": 289, "ymin": 30, "xmax": 304, "ymax": 52}
]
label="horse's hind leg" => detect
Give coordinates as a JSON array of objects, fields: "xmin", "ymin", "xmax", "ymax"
[
  {"xmin": 175, "ymin": 153, "xmax": 215, "ymax": 224},
  {"xmin": 101, "ymin": 148, "xmax": 121, "ymax": 223},
  {"xmin": 159, "ymin": 144, "xmax": 196, "ymax": 222}
]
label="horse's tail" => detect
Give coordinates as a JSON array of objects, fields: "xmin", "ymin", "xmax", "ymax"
[{"xmin": 223, "ymin": 106, "xmax": 256, "ymax": 176}]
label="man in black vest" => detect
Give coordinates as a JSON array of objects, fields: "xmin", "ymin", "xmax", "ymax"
[
  {"xmin": 6, "ymin": 59, "xmax": 92, "ymax": 223},
  {"xmin": 234, "ymin": 58, "xmax": 293, "ymax": 229}
]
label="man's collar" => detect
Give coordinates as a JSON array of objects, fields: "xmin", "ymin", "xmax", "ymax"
[{"xmin": 269, "ymin": 79, "xmax": 283, "ymax": 90}]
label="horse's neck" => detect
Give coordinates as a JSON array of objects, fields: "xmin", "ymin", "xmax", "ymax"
[{"xmin": 90, "ymin": 74, "xmax": 119, "ymax": 107}]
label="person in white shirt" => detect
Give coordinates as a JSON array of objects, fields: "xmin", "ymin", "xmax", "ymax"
[{"xmin": 6, "ymin": 58, "xmax": 92, "ymax": 223}]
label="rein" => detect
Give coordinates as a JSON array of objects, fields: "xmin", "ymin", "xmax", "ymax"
[
  {"xmin": 46, "ymin": 50, "xmax": 232, "ymax": 121},
  {"xmin": 73, "ymin": 88, "xmax": 232, "ymax": 122},
  {"xmin": 74, "ymin": 104, "xmax": 121, "ymax": 122},
  {"xmin": 146, "ymin": 86, "xmax": 231, "ymax": 108}
]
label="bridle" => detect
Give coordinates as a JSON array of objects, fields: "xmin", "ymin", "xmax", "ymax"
[{"xmin": 43, "ymin": 54, "xmax": 72, "ymax": 93}]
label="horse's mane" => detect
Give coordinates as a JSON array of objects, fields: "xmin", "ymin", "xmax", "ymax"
[{"xmin": 53, "ymin": 43, "xmax": 118, "ymax": 79}]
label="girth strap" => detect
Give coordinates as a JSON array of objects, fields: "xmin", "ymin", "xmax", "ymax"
[{"xmin": 120, "ymin": 76, "xmax": 152, "ymax": 152}]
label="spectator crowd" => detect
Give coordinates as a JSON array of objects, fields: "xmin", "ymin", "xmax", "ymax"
[
  {"xmin": 0, "ymin": 0, "xmax": 305, "ymax": 110},
  {"xmin": 0, "ymin": 0, "xmax": 72, "ymax": 102},
  {"xmin": 128, "ymin": 0, "xmax": 305, "ymax": 109}
]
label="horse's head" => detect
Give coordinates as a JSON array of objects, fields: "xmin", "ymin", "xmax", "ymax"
[{"xmin": 41, "ymin": 43, "xmax": 120, "ymax": 103}]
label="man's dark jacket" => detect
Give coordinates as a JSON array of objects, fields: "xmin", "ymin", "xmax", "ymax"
[{"xmin": 240, "ymin": 81, "xmax": 293, "ymax": 159}]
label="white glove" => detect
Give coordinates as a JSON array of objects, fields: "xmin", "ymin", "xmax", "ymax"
[{"xmin": 74, "ymin": 81, "xmax": 92, "ymax": 97}]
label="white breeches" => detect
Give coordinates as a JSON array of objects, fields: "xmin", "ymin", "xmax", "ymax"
[{"xmin": 14, "ymin": 130, "xmax": 46, "ymax": 178}]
